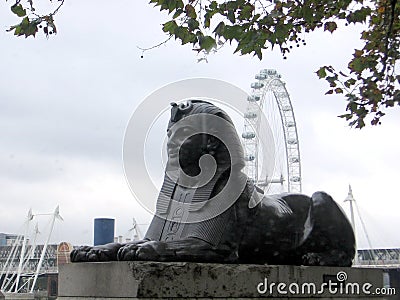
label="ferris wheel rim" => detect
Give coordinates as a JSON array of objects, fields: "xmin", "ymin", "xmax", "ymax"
[{"xmin": 243, "ymin": 69, "xmax": 302, "ymax": 194}]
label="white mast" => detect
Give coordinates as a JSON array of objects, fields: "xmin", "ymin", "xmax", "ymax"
[
  {"xmin": 344, "ymin": 185, "xmax": 356, "ymax": 231},
  {"xmin": 30, "ymin": 206, "xmax": 63, "ymax": 293},
  {"xmin": 14, "ymin": 209, "xmax": 33, "ymax": 293},
  {"xmin": 344, "ymin": 185, "xmax": 358, "ymax": 264},
  {"xmin": 128, "ymin": 218, "xmax": 143, "ymax": 241}
]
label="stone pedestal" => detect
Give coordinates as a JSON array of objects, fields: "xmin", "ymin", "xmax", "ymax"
[
  {"xmin": 2, "ymin": 293, "xmax": 34, "ymax": 300},
  {"xmin": 58, "ymin": 262, "xmax": 390, "ymax": 299}
]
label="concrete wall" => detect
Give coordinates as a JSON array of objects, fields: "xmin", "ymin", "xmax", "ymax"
[{"xmin": 58, "ymin": 262, "xmax": 392, "ymax": 299}]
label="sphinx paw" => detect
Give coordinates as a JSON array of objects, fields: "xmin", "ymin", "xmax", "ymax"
[
  {"xmin": 117, "ymin": 243, "xmax": 140, "ymax": 261},
  {"xmin": 70, "ymin": 246, "xmax": 115, "ymax": 262},
  {"xmin": 302, "ymin": 252, "xmax": 321, "ymax": 266},
  {"xmin": 118, "ymin": 241, "xmax": 162, "ymax": 261},
  {"xmin": 70, "ymin": 246, "xmax": 91, "ymax": 262}
]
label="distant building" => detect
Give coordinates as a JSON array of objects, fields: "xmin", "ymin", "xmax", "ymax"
[
  {"xmin": 0, "ymin": 233, "xmax": 21, "ymax": 246},
  {"xmin": 56, "ymin": 242, "xmax": 73, "ymax": 265}
]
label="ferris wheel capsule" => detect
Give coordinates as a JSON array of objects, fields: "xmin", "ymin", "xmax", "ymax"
[
  {"xmin": 255, "ymin": 73, "xmax": 267, "ymax": 80},
  {"xmin": 251, "ymin": 82, "xmax": 264, "ymax": 89},
  {"xmin": 290, "ymin": 176, "xmax": 301, "ymax": 182},
  {"xmin": 247, "ymin": 95, "xmax": 260, "ymax": 102},
  {"xmin": 242, "ymin": 132, "xmax": 256, "ymax": 139},
  {"xmin": 245, "ymin": 154, "xmax": 255, "ymax": 161},
  {"xmin": 244, "ymin": 112, "xmax": 258, "ymax": 119},
  {"xmin": 290, "ymin": 157, "xmax": 300, "ymax": 163}
]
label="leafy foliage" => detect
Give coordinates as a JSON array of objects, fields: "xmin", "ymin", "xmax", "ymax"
[
  {"xmin": 6, "ymin": 0, "xmax": 64, "ymax": 38},
  {"xmin": 147, "ymin": 0, "xmax": 399, "ymax": 128},
  {"xmin": 4, "ymin": 0, "xmax": 399, "ymax": 128},
  {"xmin": 316, "ymin": 1, "xmax": 400, "ymax": 128}
]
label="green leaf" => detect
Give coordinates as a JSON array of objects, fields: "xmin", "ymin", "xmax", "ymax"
[
  {"xmin": 355, "ymin": 118, "xmax": 365, "ymax": 129},
  {"xmin": 163, "ymin": 20, "xmax": 178, "ymax": 33},
  {"xmin": 213, "ymin": 21, "xmax": 226, "ymax": 36},
  {"xmin": 239, "ymin": 3, "xmax": 254, "ymax": 20},
  {"xmin": 182, "ymin": 31, "xmax": 196, "ymax": 44},
  {"xmin": 167, "ymin": 0, "xmax": 177, "ymax": 13},
  {"xmin": 15, "ymin": 17, "xmax": 39, "ymax": 38},
  {"xmin": 227, "ymin": 9, "xmax": 236, "ymax": 23},
  {"xmin": 324, "ymin": 21, "xmax": 337, "ymax": 33},
  {"xmin": 204, "ymin": 12, "xmax": 211, "ymax": 28},
  {"xmin": 338, "ymin": 113, "xmax": 353, "ymax": 121},
  {"xmin": 302, "ymin": 6, "xmax": 313, "ymax": 23},
  {"xmin": 350, "ymin": 57, "xmax": 366, "ymax": 73},
  {"xmin": 347, "ymin": 101, "xmax": 358, "ymax": 112},
  {"xmin": 346, "ymin": 7, "xmax": 371, "ymax": 24},
  {"xmin": 24, "ymin": 22, "xmax": 38, "ymax": 37},
  {"xmin": 316, "ymin": 67, "xmax": 327, "ymax": 79},
  {"xmin": 199, "ymin": 35, "xmax": 216, "ymax": 51},
  {"xmin": 221, "ymin": 25, "xmax": 243, "ymax": 42},
  {"xmin": 185, "ymin": 4, "xmax": 197, "ymax": 19},
  {"xmin": 344, "ymin": 78, "xmax": 356, "ymax": 88},
  {"xmin": 14, "ymin": 25, "xmax": 22, "ymax": 36},
  {"xmin": 173, "ymin": 8, "xmax": 184, "ymax": 18},
  {"xmin": 174, "ymin": 26, "xmax": 187, "ymax": 40},
  {"xmin": 11, "ymin": 4, "xmax": 26, "ymax": 17},
  {"xmin": 172, "ymin": 25, "xmax": 196, "ymax": 45},
  {"xmin": 176, "ymin": 0, "xmax": 184, "ymax": 9},
  {"xmin": 325, "ymin": 89, "xmax": 334, "ymax": 95},
  {"xmin": 326, "ymin": 75, "xmax": 338, "ymax": 87},
  {"xmin": 22, "ymin": 16, "xmax": 29, "ymax": 26},
  {"xmin": 187, "ymin": 19, "xmax": 199, "ymax": 31},
  {"xmin": 275, "ymin": 24, "xmax": 289, "ymax": 41},
  {"xmin": 254, "ymin": 48, "xmax": 262, "ymax": 60},
  {"xmin": 354, "ymin": 49, "xmax": 363, "ymax": 58}
]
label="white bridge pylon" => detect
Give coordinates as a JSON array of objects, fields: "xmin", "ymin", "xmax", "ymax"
[
  {"xmin": 0, "ymin": 206, "xmax": 63, "ymax": 294},
  {"xmin": 344, "ymin": 186, "xmax": 400, "ymax": 267}
]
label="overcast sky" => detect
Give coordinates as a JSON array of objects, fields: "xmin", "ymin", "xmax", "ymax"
[{"xmin": 0, "ymin": 1, "xmax": 399, "ymax": 249}]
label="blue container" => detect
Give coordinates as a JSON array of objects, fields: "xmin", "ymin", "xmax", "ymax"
[{"xmin": 94, "ymin": 218, "xmax": 115, "ymax": 246}]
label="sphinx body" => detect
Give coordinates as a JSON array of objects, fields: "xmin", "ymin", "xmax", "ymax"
[{"xmin": 71, "ymin": 100, "xmax": 355, "ymax": 266}]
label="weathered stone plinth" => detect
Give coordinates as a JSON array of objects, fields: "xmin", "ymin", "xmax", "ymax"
[
  {"xmin": 2, "ymin": 293, "xmax": 34, "ymax": 300},
  {"xmin": 58, "ymin": 262, "xmax": 390, "ymax": 299}
]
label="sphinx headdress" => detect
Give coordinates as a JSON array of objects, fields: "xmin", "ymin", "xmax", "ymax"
[{"xmin": 167, "ymin": 100, "xmax": 245, "ymax": 171}]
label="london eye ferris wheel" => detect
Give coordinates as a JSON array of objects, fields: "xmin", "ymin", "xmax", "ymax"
[{"xmin": 242, "ymin": 69, "xmax": 302, "ymax": 194}]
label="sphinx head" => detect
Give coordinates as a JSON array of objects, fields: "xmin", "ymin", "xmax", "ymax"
[{"xmin": 166, "ymin": 100, "xmax": 245, "ymax": 176}]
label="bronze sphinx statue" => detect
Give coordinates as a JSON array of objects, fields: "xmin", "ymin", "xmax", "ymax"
[{"xmin": 71, "ymin": 100, "xmax": 355, "ymax": 266}]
